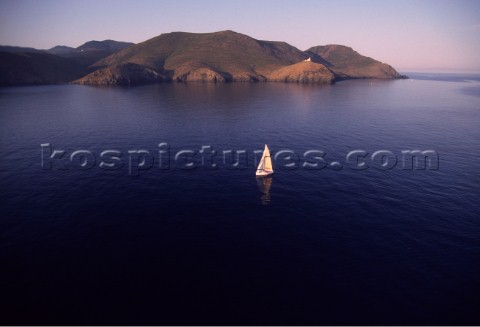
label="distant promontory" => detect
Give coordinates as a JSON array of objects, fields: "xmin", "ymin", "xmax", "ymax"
[{"xmin": 0, "ymin": 31, "xmax": 406, "ymax": 86}]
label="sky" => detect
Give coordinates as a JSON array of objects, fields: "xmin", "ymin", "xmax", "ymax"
[{"xmin": 1, "ymin": 0, "xmax": 479, "ymax": 72}]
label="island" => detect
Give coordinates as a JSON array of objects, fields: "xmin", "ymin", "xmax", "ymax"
[{"xmin": 0, "ymin": 30, "xmax": 406, "ymax": 86}]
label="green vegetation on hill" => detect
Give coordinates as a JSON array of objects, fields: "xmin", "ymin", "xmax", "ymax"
[{"xmin": 94, "ymin": 31, "xmax": 308, "ymax": 78}]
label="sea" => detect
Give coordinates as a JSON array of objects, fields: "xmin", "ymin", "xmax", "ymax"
[{"xmin": 0, "ymin": 73, "xmax": 479, "ymax": 325}]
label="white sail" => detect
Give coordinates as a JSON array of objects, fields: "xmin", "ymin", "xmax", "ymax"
[
  {"xmin": 263, "ymin": 145, "xmax": 273, "ymax": 171},
  {"xmin": 256, "ymin": 144, "xmax": 274, "ymax": 176}
]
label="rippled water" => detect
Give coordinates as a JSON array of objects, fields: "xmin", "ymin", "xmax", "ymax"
[{"xmin": 0, "ymin": 74, "xmax": 479, "ymax": 324}]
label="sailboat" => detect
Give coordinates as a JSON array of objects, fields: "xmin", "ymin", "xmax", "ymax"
[{"xmin": 256, "ymin": 144, "xmax": 274, "ymax": 176}]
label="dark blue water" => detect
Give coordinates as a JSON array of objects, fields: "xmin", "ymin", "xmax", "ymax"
[{"xmin": 1, "ymin": 74, "xmax": 479, "ymax": 325}]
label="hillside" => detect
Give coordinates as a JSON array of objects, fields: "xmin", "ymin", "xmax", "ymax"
[
  {"xmin": 76, "ymin": 30, "xmax": 313, "ymax": 84},
  {"xmin": 0, "ymin": 40, "xmax": 134, "ymax": 86},
  {"xmin": 76, "ymin": 40, "xmax": 133, "ymax": 52},
  {"xmin": 49, "ymin": 40, "xmax": 135, "ymax": 68},
  {"xmin": 76, "ymin": 31, "xmax": 403, "ymax": 85},
  {"xmin": 0, "ymin": 31, "xmax": 405, "ymax": 86},
  {"xmin": 0, "ymin": 52, "xmax": 89, "ymax": 86},
  {"xmin": 306, "ymin": 45, "xmax": 404, "ymax": 79},
  {"xmin": 0, "ymin": 45, "xmax": 44, "ymax": 53},
  {"xmin": 47, "ymin": 45, "xmax": 76, "ymax": 55},
  {"xmin": 267, "ymin": 61, "xmax": 335, "ymax": 83}
]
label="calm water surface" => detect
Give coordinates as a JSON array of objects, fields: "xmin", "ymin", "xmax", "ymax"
[{"xmin": 0, "ymin": 74, "xmax": 479, "ymax": 324}]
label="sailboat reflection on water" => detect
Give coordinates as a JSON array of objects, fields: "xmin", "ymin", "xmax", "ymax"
[{"xmin": 257, "ymin": 176, "xmax": 272, "ymax": 205}]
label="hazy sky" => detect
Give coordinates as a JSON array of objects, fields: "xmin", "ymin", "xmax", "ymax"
[{"xmin": 1, "ymin": 0, "xmax": 479, "ymax": 72}]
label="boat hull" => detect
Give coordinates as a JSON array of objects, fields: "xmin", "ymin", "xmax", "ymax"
[{"xmin": 256, "ymin": 170, "xmax": 274, "ymax": 176}]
